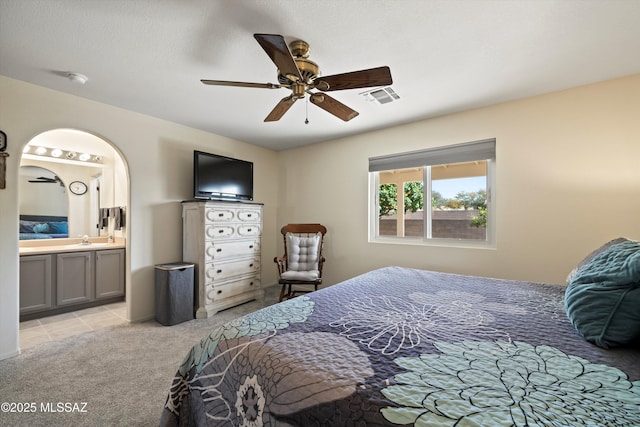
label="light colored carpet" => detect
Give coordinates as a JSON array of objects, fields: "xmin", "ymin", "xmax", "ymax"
[{"xmin": 0, "ymin": 286, "xmax": 280, "ymax": 427}]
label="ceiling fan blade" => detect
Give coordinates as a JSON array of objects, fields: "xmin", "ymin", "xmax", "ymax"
[
  {"xmin": 254, "ymin": 34, "xmax": 302, "ymax": 82},
  {"xmin": 264, "ymin": 96, "xmax": 298, "ymax": 122},
  {"xmin": 201, "ymin": 80, "xmax": 281, "ymax": 89},
  {"xmin": 314, "ymin": 66, "xmax": 393, "ymax": 92},
  {"xmin": 310, "ymin": 93, "xmax": 359, "ymax": 121}
]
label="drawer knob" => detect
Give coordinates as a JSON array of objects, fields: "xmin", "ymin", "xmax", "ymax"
[
  {"xmin": 217, "ymin": 269, "xmax": 222, "ymax": 274},
  {"xmin": 218, "ymin": 213, "xmax": 224, "ymax": 217},
  {"xmin": 216, "ymin": 248, "xmax": 222, "ymax": 252},
  {"xmin": 249, "ymin": 263, "xmax": 253, "ymax": 268},
  {"xmin": 247, "ymin": 214, "xmax": 252, "ymax": 217},
  {"xmin": 249, "ymin": 281, "xmax": 254, "ymax": 286},
  {"xmin": 249, "ymin": 245, "xmax": 253, "ymax": 249},
  {"xmin": 247, "ymin": 228, "xmax": 252, "ymax": 232},
  {"xmin": 218, "ymin": 229, "xmax": 224, "ymax": 233},
  {"xmin": 217, "ymin": 290, "xmax": 222, "ymax": 294}
]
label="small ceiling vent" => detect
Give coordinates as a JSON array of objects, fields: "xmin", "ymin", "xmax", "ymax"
[{"xmin": 360, "ymin": 87, "xmax": 399, "ymax": 104}]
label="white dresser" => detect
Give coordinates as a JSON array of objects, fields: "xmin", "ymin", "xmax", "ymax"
[{"xmin": 182, "ymin": 200, "xmax": 264, "ymax": 318}]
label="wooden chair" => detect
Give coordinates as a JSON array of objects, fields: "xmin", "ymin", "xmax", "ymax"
[{"xmin": 274, "ymin": 224, "xmax": 327, "ymax": 302}]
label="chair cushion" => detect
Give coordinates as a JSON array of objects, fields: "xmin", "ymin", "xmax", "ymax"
[
  {"xmin": 281, "ymin": 270, "xmax": 320, "ymax": 281},
  {"xmin": 286, "ymin": 232, "xmax": 322, "ymax": 271}
]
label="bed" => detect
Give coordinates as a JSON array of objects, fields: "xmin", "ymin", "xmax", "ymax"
[
  {"xmin": 161, "ymin": 239, "xmax": 640, "ymax": 426},
  {"xmin": 19, "ymin": 214, "xmax": 69, "ymax": 240}
]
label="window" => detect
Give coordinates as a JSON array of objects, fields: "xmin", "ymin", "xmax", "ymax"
[{"xmin": 369, "ymin": 139, "xmax": 495, "ymax": 246}]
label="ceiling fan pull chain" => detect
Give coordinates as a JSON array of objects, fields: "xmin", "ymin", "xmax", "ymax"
[{"xmin": 305, "ymin": 96, "xmax": 309, "ymax": 124}]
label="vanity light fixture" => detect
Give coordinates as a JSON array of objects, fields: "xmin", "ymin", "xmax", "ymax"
[{"xmin": 23, "ymin": 145, "xmax": 103, "ymax": 166}]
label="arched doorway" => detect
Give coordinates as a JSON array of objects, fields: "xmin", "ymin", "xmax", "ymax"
[{"xmin": 18, "ymin": 129, "xmax": 130, "ymax": 348}]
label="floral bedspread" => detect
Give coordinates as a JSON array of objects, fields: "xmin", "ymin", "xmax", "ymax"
[{"xmin": 160, "ymin": 266, "xmax": 640, "ymax": 426}]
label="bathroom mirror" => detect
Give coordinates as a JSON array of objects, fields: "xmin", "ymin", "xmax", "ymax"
[
  {"xmin": 19, "ymin": 165, "xmax": 69, "ymax": 240},
  {"xmin": 19, "ymin": 129, "xmax": 126, "ymax": 241}
]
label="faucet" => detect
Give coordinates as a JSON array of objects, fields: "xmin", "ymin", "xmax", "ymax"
[{"xmin": 82, "ymin": 235, "xmax": 90, "ymax": 245}]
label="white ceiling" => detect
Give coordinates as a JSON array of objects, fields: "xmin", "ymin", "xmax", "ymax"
[{"xmin": 2, "ymin": 1, "xmax": 640, "ymax": 151}]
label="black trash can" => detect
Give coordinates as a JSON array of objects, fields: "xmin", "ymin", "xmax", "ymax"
[{"xmin": 154, "ymin": 262, "xmax": 195, "ymax": 326}]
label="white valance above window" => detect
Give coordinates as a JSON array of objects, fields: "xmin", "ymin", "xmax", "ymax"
[{"xmin": 368, "ymin": 138, "xmax": 496, "ymax": 172}]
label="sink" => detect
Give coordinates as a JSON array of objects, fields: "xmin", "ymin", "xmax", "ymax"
[{"xmin": 77, "ymin": 242, "xmax": 110, "ymax": 247}]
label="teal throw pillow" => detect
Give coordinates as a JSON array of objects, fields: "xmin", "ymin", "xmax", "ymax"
[
  {"xmin": 565, "ymin": 239, "xmax": 640, "ymax": 348},
  {"xmin": 32, "ymin": 223, "xmax": 50, "ymax": 234},
  {"xmin": 47, "ymin": 222, "xmax": 68, "ymax": 234}
]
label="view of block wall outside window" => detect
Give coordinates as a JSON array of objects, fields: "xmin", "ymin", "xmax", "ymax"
[{"xmin": 369, "ymin": 139, "xmax": 495, "ymax": 247}]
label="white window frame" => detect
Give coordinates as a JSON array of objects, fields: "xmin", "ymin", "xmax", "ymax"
[{"xmin": 368, "ymin": 139, "xmax": 496, "ymax": 249}]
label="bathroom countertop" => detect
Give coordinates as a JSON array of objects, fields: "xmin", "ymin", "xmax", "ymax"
[{"xmin": 19, "ymin": 238, "xmax": 125, "ymax": 255}]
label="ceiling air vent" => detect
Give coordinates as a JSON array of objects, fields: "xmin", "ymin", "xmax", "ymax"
[{"xmin": 360, "ymin": 87, "xmax": 400, "ymax": 104}]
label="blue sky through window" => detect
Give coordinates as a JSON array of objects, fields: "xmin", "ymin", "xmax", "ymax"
[{"xmin": 432, "ymin": 176, "xmax": 486, "ymax": 199}]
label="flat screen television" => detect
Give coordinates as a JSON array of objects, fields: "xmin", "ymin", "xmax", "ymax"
[{"xmin": 193, "ymin": 150, "xmax": 253, "ymax": 201}]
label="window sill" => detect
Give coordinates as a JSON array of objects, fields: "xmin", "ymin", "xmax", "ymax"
[{"xmin": 369, "ymin": 236, "xmax": 496, "ymax": 250}]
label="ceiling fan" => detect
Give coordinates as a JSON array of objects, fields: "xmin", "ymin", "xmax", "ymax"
[
  {"xmin": 201, "ymin": 33, "xmax": 393, "ymax": 122},
  {"xmin": 28, "ymin": 176, "xmax": 63, "ymax": 187}
]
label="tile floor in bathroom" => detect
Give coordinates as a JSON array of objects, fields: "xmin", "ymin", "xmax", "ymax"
[{"xmin": 19, "ymin": 302, "xmax": 127, "ymax": 350}]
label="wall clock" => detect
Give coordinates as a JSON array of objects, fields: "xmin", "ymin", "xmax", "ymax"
[
  {"xmin": 0, "ymin": 130, "xmax": 6, "ymax": 152},
  {"xmin": 69, "ymin": 180, "xmax": 88, "ymax": 195}
]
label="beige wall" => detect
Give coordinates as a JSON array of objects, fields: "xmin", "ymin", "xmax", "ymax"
[
  {"xmin": 277, "ymin": 74, "xmax": 640, "ymax": 288},
  {"xmin": 0, "ymin": 76, "xmax": 279, "ymax": 360}
]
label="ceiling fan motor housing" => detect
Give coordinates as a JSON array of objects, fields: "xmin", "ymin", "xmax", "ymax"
[
  {"xmin": 278, "ymin": 57, "xmax": 319, "ymax": 85},
  {"xmin": 277, "ymin": 39, "xmax": 319, "ymax": 85}
]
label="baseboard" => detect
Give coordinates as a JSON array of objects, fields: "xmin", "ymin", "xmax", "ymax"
[
  {"xmin": 0, "ymin": 348, "xmax": 20, "ymax": 361},
  {"xmin": 129, "ymin": 314, "xmax": 154, "ymax": 323}
]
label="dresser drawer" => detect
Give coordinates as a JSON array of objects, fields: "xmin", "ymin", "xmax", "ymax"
[
  {"xmin": 207, "ymin": 277, "xmax": 260, "ymax": 302},
  {"xmin": 205, "ymin": 225, "xmax": 235, "ymax": 239},
  {"xmin": 237, "ymin": 209, "xmax": 261, "ymax": 222},
  {"xmin": 205, "ymin": 257, "xmax": 260, "ymax": 282},
  {"xmin": 206, "ymin": 224, "xmax": 261, "ymax": 239},
  {"xmin": 205, "ymin": 239, "xmax": 260, "ymax": 261},
  {"xmin": 237, "ymin": 224, "xmax": 261, "ymax": 237},
  {"xmin": 205, "ymin": 208, "xmax": 235, "ymax": 223}
]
